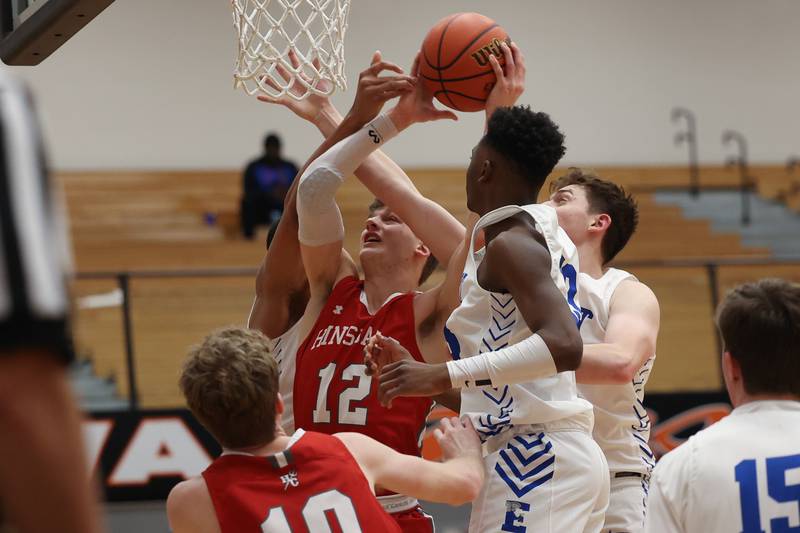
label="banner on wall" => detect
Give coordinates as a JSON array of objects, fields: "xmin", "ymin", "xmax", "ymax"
[{"xmin": 86, "ymin": 391, "xmax": 731, "ymax": 502}]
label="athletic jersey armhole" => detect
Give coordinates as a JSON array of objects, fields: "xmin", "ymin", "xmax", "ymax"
[
  {"xmin": 296, "ymin": 275, "xmax": 363, "ymax": 351},
  {"xmin": 332, "ymin": 275, "xmax": 361, "ymax": 295},
  {"xmin": 302, "ymin": 432, "xmax": 374, "ymax": 488},
  {"xmin": 381, "ymin": 291, "xmax": 427, "ymax": 364},
  {"xmin": 469, "ymin": 205, "xmax": 561, "ymax": 294},
  {"xmin": 604, "ymin": 269, "xmax": 638, "ymax": 305}
]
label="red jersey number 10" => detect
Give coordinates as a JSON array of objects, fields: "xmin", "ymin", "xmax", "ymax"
[{"xmin": 261, "ymin": 489, "xmax": 361, "ymax": 532}]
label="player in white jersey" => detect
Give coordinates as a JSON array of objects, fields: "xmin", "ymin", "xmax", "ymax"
[
  {"xmin": 545, "ymin": 169, "xmax": 660, "ymax": 532},
  {"xmin": 367, "ymin": 107, "xmax": 609, "ymax": 532},
  {"xmin": 646, "ymin": 278, "xmax": 800, "ymax": 533}
]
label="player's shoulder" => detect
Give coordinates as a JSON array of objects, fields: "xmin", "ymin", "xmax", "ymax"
[
  {"xmin": 168, "ymin": 475, "xmax": 207, "ymax": 496},
  {"xmin": 610, "ymin": 276, "xmax": 659, "ymax": 311},
  {"xmin": 518, "ymin": 202, "xmax": 558, "ymax": 226},
  {"xmin": 654, "ymin": 437, "xmax": 693, "ymax": 473},
  {"xmin": 333, "ymin": 432, "xmax": 386, "ymax": 472},
  {"xmin": 166, "ymin": 476, "xmax": 218, "ymax": 533},
  {"xmin": 299, "ymin": 430, "xmax": 350, "ymax": 454},
  {"xmin": 166, "ymin": 476, "xmax": 210, "ymax": 515},
  {"xmin": 654, "ymin": 412, "xmax": 751, "ymax": 491},
  {"xmin": 333, "ymin": 431, "xmax": 379, "ymax": 449},
  {"xmin": 483, "ymin": 230, "xmax": 551, "ymax": 289},
  {"xmin": 665, "ymin": 413, "xmax": 738, "ymax": 461},
  {"xmin": 485, "ymin": 223, "xmax": 549, "ymax": 264}
]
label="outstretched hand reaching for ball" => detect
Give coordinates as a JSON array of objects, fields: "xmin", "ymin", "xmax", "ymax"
[
  {"xmin": 387, "ymin": 52, "xmax": 459, "ymax": 131},
  {"xmin": 344, "ymin": 51, "xmax": 417, "ymax": 127},
  {"xmin": 256, "ymin": 50, "xmax": 335, "ymax": 124},
  {"xmin": 485, "ymin": 41, "xmax": 526, "ymax": 123}
]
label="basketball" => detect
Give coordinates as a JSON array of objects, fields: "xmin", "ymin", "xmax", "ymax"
[{"xmin": 419, "ymin": 12, "xmax": 511, "ymax": 112}]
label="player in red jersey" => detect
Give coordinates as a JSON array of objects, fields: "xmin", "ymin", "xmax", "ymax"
[
  {"xmin": 166, "ymin": 327, "xmax": 483, "ymax": 533},
  {"xmin": 247, "ymin": 47, "xmax": 524, "ymax": 530}
]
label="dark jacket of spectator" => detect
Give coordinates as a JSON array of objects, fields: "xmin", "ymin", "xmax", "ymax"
[{"xmin": 241, "ymin": 133, "xmax": 298, "ymax": 239}]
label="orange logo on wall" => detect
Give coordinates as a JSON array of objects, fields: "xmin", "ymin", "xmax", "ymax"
[
  {"xmin": 648, "ymin": 403, "xmax": 731, "ymax": 458},
  {"xmin": 421, "ymin": 406, "xmax": 458, "ymax": 461}
]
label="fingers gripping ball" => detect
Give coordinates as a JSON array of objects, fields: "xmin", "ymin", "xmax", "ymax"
[{"xmin": 419, "ymin": 12, "xmax": 511, "ymax": 112}]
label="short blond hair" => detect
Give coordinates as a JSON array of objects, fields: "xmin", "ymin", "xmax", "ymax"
[{"xmin": 179, "ymin": 327, "xmax": 278, "ymax": 449}]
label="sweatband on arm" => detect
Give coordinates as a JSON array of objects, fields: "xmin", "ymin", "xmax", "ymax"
[
  {"xmin": 446, "ymin": 333, "xmax": 558, "ymax": 388},
  {"xmin": 297, "ymin": 115, "xmax": 399, "ymax": 246}
]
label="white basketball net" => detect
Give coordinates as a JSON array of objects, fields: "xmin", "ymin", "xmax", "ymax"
[{"xmin": 231, "ymin": 0, "xmax": 351, "ymax": 100}]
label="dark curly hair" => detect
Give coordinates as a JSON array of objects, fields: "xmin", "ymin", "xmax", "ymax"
[
  {"xmin": 550, "ymin": 168, "xmax": 639, "ymax": 264},
  {"xmin": 483, "ymin": 106, "xmax": 566, "ymax": 189}
]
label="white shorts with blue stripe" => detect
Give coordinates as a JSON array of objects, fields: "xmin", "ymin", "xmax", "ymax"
[
  {"xmin": 469, "ymin": 421, "xmax": 609, "ymax": 533},
  {"xmin": 601, "ymin": 473, "xmax": 651, "ymax": 533}
]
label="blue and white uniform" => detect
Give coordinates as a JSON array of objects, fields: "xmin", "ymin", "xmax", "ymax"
[
  {"xmin": 445, "ymin": 204, "xmax": 609, "ymax": 533},
  {"xmin": 646, "ymin": 400, "xmax": 800, "ymax": 533},
  {"xmin": 578, "ymin": 269, "xmax": 656, "ymax": 532}
]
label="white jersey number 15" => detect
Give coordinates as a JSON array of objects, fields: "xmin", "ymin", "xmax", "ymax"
[{"xmin": 734, "ymin": 453, "xmax": 800, "ymax": 533}]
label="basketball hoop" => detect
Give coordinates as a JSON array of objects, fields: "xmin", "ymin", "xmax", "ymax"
[{"xmin": 231, "ymin": 0, "xmax": 351, "ymax": 100}]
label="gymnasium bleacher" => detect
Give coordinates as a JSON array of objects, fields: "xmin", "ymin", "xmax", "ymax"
[{"xmin": 65, "ymin": 165, "xmax": 800, "ymax": 407}]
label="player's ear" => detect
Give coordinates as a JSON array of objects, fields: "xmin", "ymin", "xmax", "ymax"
[
  {"xmin": 478, "ymin": 159, "xmax": 494, "ymax": 183},
  {"xmin": 721, "ymin": 351, "xmax": 742, "ymax": 396},
  {"xmin": 589, "ymin": 213, "xmax": 611, "ymax": 233},
  {"xmin": 415, "ymin": 242, "xmax": 431, "ymax": 259},
  {"xmin": 276, "ymin": 393, "xmax": 285, "ymax": 415}
]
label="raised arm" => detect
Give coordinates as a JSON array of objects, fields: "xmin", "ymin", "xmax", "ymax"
[
  {"xmin": 249, "ymin": 53, "xmax": 414, "ymax": 333},
  {"xmin": 247, "ymin": 52, "xmax": 338, "ymax": 338},
  {"xmin": 296, "ymin": 109, "xmax": 411, "ymax": 298},
  {"xmin": 336, "ymin": 417, "xmax": 483, "ymax": 506},
  {"xmin": 576, "ymin": 280, "xmax": 660, "ymax": 384},
  {"xmin": 248, "ymin": 175, "xmax": 307, "ymax": 338},
  {"xmin": 350, "ymin": 53, "xmax": 464, "ymax": 264},
  {"xmin": 309, "ymin": 52, "xmax": 465, "ymax": 266}
]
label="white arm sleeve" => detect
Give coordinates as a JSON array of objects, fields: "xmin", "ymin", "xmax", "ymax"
[
  {"xmin": 297, "ymin": 115, "xmax": 399, "ymax": 246},
  {"xmin": 446, "ymin": 333, "xmax": 558, "ymax": 388}
]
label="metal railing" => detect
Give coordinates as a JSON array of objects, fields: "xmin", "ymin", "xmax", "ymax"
[
  {"xmin": 671, "ymin": 107, "xmax": 799, "ymax": 226},
  {"xmin": 76, "ymin": 257, "xmax": 800, "ymax": 410}
]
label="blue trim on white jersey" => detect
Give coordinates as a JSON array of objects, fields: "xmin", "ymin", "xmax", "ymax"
[
  {"xmin": 494, "ymin": 432, "xmax": 556, "ymax": 498},
  {"xmin": 474, "ymin": 295, "xmax": 519, "ymax": 440}
]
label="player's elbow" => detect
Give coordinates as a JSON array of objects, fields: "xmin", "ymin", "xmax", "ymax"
[
  {"xmin": 296, "ymin": 167, "xmax": 319, "ymax": 205},
  {"xmin": 444, "ymin": 470, "xmax": 483, "ymax": 505},
  {"xmin": 550, "ymin": 331, "xmax": 583, "ymax": 372},
  {"xmin": 609, "ymin": 355, "xmax": 642, "ymax": 384},
  {"xmin": 297, "ymin": 166, "xmax": 343, "ymax": 215}
]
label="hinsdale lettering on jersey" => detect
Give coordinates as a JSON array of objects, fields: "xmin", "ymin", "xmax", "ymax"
[{"xmin": 310, "ymin": 325, "xmax": 375, "ymax": 351}]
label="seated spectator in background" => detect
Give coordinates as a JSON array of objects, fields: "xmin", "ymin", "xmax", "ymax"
[
  {"xmin": 646, "ymin": 278, "xmax": 800, "ymax": 533},
  {"xmin": 241, "ymin": 133, "xmax": 298, "ymax": 239}
]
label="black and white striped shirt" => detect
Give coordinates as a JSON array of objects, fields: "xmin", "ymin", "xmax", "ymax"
[{"xmin": 0, "ymin": 70, "xmax": 73, "ymax": 359}]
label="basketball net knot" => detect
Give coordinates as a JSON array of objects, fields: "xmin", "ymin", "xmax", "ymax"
[{"xmin": 230, "ymin": 0, "xmax": 351, "ymax": 100}]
